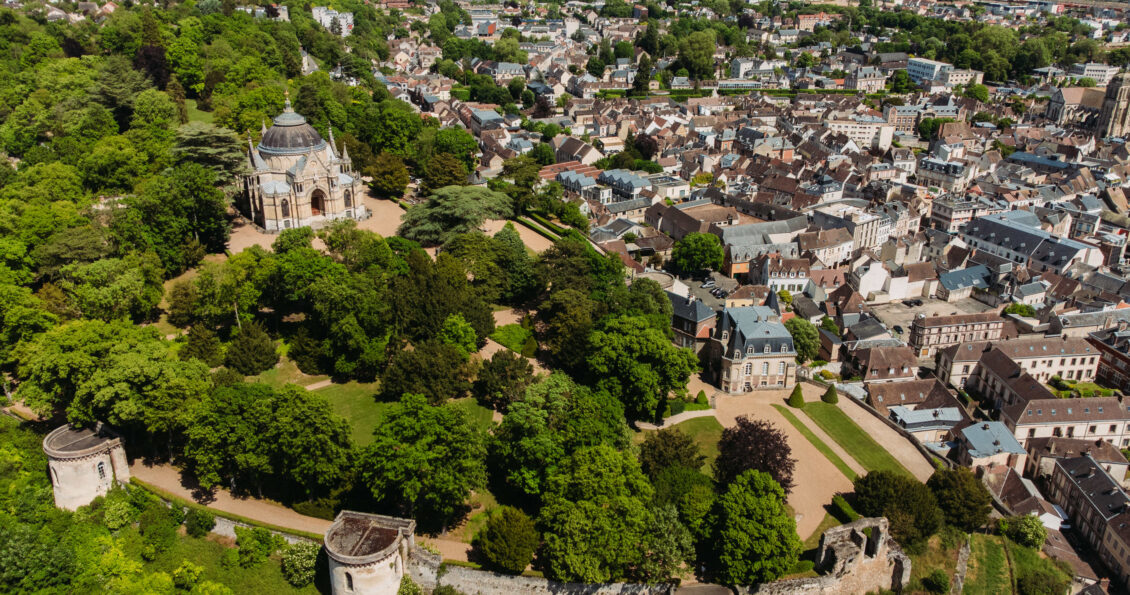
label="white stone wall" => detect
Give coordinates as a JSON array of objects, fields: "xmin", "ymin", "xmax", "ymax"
[
  {"xmin": 329, "ymin": 549, "xmax": 405, "ymax": 595},
  {"xmin": 49, "ymin": 450, "xmax": 120, "ymax": 511}
]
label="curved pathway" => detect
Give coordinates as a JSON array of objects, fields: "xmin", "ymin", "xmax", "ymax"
[{"xmin": 129, "ymin": 461, "xmax": 473, "ymax": 560}]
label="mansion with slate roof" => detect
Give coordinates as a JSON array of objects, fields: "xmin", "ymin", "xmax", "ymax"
[
  {"xmin": 240, "ymin": 98, "xmax": 366, "ymax": 232},
  {"xmin": 708, "ymin": 306, "xmax": 797, "ymax": 393}
]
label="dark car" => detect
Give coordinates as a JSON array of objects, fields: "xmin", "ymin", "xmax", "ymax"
[{"xmin": 893, "ymin": 325, "xmax": 904, "ymax": 334}]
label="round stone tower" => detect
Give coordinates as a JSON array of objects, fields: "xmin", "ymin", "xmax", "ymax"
[
  {"xmin": 43, "ymin": 423, "xmax": 130, "ymax": 511},
  {"xmin": 324, "ymin": 511, "xmax": 416, "ymax": 594}
]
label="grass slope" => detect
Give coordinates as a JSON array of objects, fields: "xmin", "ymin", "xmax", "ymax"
[
  {"xmin": 801, "ymin": 402, "xmax": 912, "ymax": 477},
  {"xmin": 964, "ymin": 534, "xmax": 1009, "ymax": 595},
  {"xmin": 772, "ymin": 404, "xmax": 858, "ymax": 481}
]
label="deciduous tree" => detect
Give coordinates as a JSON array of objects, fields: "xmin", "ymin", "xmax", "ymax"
[
  {"xmin": 714, "ymin": 416, "xmax": 795, "ymax": 492},
  {"xmin": 360, "ymin": 393, "xmax": 487, "ymax": 530},
  {"xmin": 472, "ymin": 506, "xmax": 539, "ymax": 574},
  {"xmin": 670, "ymin": 232, "xmax": 724, "ymax": 275},
  {"xmin": 710, "ymin": 470, "xmax": 801, "ymax": 586}
]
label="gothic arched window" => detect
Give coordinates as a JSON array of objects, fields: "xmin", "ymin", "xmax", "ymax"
[
  {"xmin": 344, "ymin": 190, "xmax": 352, "ymax": 208},
  {"xmin": 281, "ymin": 199, "xmax": 290, "ymax": 218}
]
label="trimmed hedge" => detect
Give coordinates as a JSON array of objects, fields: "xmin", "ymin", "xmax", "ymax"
[{"xmin": 831, "ymin": 494, "xmax": 861, "ymax": 524}]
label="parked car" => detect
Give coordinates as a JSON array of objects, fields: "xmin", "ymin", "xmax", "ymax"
[
  {"xmin": 893, "ymin": 325, "xmax": 904, "ymax": 334},
  {"xmin": 902, "ymin": 299, "xmax": 923, "ymax": 307},
  {"xmin": 702, "ymin": 281, "xmax": 716, "ymax": 289}
]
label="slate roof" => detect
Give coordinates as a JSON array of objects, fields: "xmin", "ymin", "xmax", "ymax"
[
  {"xmin": 939, "ymin": 265, "xmax": 992, "ymax": 292},
  {"xmin": 717, "ymin": 306, "xmax": 796, "ymax": 357},
  {"xmin": 667, "ymin": 291, "xmax": 715, "ymax": 324},
  {"xmin": 961, "ymin": 422, "xmax": 1027, "ymax": 458}
]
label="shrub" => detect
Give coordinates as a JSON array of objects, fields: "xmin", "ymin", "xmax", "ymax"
[
  {"xmin": 1017, "ymin": 569, "xmax": 1069, "ymax": 595},
  {"xmin": 787, "ymin": 385, "xmax": 805, "ymax": 408},
  {"xmin": 398, "ymin": 576, "xmax": 424, "ymax": 595},
  {"xmin": 1000, "ymin": 515, "xmax": 1047, "ymax": 549},
  {"xmin": 695, "ymin": 390, "xmax": 708, "ymax": 406},
  {"xmin": 821, "ymin": 385, "xmax": 839, "ymax": 404},
  {"xmin": 472, "ymin": 506, "xmax": 539, "ymax": 574},
  {"xmin": 102, "ymin": 498, "xmax": 136, "ymax": 530},
  {"xmin": 172, "ymin": 561, "xmax": 204, "ymax": 590},
  {"xmin": 281, "ymin": 542, "xmax": 321, "ymax": 587},
  {"xmin": 185, "ymin": 508, "xmax": 216, "ymax": 538},
  {"xmin": 669, "ymin": 399, "xmax": 686, "ymax": 416},
  {"xmin": 922, "ymin": 568, "xmax": 949, "ymax": 594},
  {"xmin": 235, "ymin": 526, "xmax": 285, "ymax": 568},
  {"xmin": 831, "ymin": 494, "xmax": 861, "ymax": 523},
  {"xmin": 138, "ymin": 504, "xmax": 178, "ymax": 560}
]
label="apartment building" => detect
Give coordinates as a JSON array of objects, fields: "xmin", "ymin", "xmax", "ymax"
[
  {"xmin": 797, "ymin": 227, "xmax": 854, "ymax": 267},
  {"xmin": 907, "ymin": 57, "xmax": 952, "ymax": 84},
  {"xmin": 1070, "ymin": 62, "xmax": 1121, "ymax": 86},
  {"xmin": 1047, "ymin": 456, "xmax": 1130, "ymax": 592},
  {"xmin": 823, "ymin": 116, "xmax": 895, "ymax": 151},
  {"xmin": 708, "ymin": 306, "xmax": 797, "ymax": 393},
  {"xmin": 1002, "ymin": 394, "xmax": 1130, "ymax": 446},
  {"xmin": 936, "ymin": 337, "xmax": 1101, "ymax": 388},
  {"xmin": 917, "ymin": 158, "xmax": 975, "ymax": 193},
  {"xmin": 961, "ymin": 211, "xmax": 1105, "ymax": 275},
  {"xmin": 754, "ymin": 255, "xmax": 810, "ymax": 293},
  {"xmin": 813, "ymin": 204, "xmax": 891, "ymax": 251},
  {"xmin": 1089, "ymin": 326, "xmax": 1130, "ymax": 391},
  {"xmin": 929, "ymin": 195, "xmax": 1006, "ymax": 233},
  {"xmin": 909, "ymin": 312, "xmax": 1005, "ymax": 358}
]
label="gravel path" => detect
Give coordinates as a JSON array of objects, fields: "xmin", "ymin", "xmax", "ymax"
[
  {"xmin": 713, "ymin": 384, "xmax": 856, "ymax": 540},
  {"xmin": 130, "ymin": 461, "xmax": 476, "ymax": 561},
  {"xmin": 636, "ymin": 409, "xmax": 717, "ymax": 430},
  {"xmin": 837, "ymin": 394, "xmax": 936, "ymax": 481}
]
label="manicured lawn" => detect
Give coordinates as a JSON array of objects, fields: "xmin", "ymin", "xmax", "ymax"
[
  {"xmin": 489, "ymin": 323, "xmax": 535, "ymax": 356},
  {"xmin": 772, "ymin": 404, "xmax": 858, "ymax": 481},
  {"xmin": 669, "ymin": 416, "xmax": 724, "ymax": 473},
  {"xmin": 964, "ymin": 534, "xmax": 1009, "ymax": 595},
  {"xmin": 801, "ymin": 402, "xmax": 912, "ymax": 477},
  {"xmin": 448, "ymin": 488, "xmax": 499, "ymax": 544},
  {"xmin": 315, "ymin": 382, "xmax": 387, "ymax": 447},
  {"xmin": 449, "ymin": 397, "xmax": 495, "ymax": 433},
  {"xmin": 249, "ymin": 355, "xmax": 329, "ymax": 388},
  {"xmin": 186, "ymin": 98, "xmax": 213, "ymax": 124},
  {"xmin": 802, "ymin": 512, "xmax": 840, "ymax": 550}
]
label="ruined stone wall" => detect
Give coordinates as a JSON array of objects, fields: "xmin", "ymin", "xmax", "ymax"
[
  {"xmin": 408, "ymin": 547, "xmax": 674, "ymax": 595},
  {"xmin": 753, "ymin": 517, "xmax": 910, "ymax": 595}
]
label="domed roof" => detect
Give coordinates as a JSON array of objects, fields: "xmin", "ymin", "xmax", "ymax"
[{"xmin": 258, "ymin": 99, "xmax": 326, "ymax": 156}]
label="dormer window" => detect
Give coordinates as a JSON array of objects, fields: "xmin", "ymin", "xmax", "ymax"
[
  {"xmin": 764, "ymin": 344, "xmax": 771, "ymax": 354},
  {"xmin": 781, "ymin": 344, "xmax": 788, "ymax": 353}
]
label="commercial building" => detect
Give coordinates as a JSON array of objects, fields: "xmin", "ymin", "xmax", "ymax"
[
  {"xmin": 1070, "ymin": 62, "xmax": 1121, "ymax": 86},
  {"xmin": 823, "ymin": 115, "xmax": 895, "ymax": 151}
]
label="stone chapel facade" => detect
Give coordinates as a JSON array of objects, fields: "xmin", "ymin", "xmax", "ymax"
[{"xmin": 240, "ymin": 99, "xmax": 366, "ymax": 231}]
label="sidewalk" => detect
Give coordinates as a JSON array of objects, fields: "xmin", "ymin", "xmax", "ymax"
[{"xmin": 636, "ymin": 409, "xmax": 716, "ymax": 430}]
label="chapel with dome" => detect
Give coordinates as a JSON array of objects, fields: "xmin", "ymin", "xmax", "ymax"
[{"xmin": 240, "ymin": 97, "xmax": 366, "ymax": 231}]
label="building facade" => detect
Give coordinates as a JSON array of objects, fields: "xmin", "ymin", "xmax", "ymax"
[
  {"xmin": 909, "ymin": 312, "xmax": 1004, "ymax": 358},
  {"xmin": 708, "ymin": 306, "xmax": 797, "ymax": 393},
  {"xmin": 241, "ymin": 100, "xmax": 366, "ymax": 232},
  {"xmin": 1098, "ymin": 72, "xmax": 1130, "ymax": 139}
]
